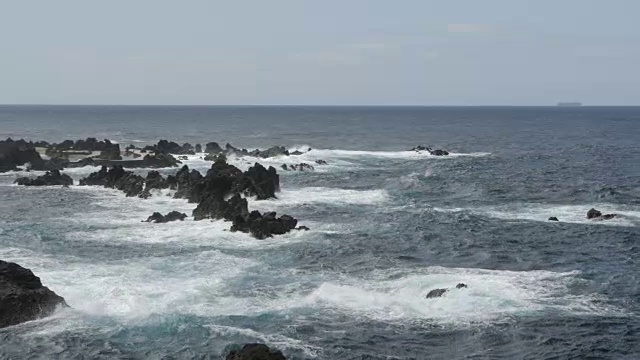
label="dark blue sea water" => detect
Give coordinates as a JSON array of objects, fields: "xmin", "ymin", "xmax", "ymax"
[{"xmin": 1, "ymin": 106, "xmax": 639, "ymax": 359}]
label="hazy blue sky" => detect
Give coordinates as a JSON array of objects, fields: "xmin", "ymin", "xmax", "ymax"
[{"xmin": 1, "ymin": 0, "xmax": 639, "ymax": 105}]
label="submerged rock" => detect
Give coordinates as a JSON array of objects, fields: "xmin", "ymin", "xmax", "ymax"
[
  {"xmin": 0, "ymin": 260, "xmax": 67, "ymax": 328},
  {"xmin": 315, "ymin": 160, "xmax": 328, "ymax": 165},
  {"xmin": 548, "ymin": 217, "xmax": 559, "ymax": 221},
  {"xmin": 15, "ymin": 169, "xmax": 73, "ymax": 186},
  {"xmin": 456, "ymin": 283, "xmax": 468, "ymax": 289},
  {"xmin": 144, "ymin": 211, "xmax": 187, "ymax": 223},
  {"xmin": 226, "ymin": 343, "xmax": 286, "ymax": 360}
]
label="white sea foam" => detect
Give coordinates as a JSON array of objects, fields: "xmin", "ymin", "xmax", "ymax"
[
  {"xmin": 248, "ymin": 187, "xmax": 390, "ymax": 210},
  {"xmin": 301, "ymin": 148, "xmax": 491, "ymax": 160},
  {"xmin": 437, "ymin": 203, "xmax": 640, "ymax": 227},
  {"xmin": 303, "ymin": 267, "xmax": 621, "ymax": 325}
]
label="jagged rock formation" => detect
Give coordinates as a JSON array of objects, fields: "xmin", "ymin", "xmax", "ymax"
[
  {"xmin": 14, "ymin": 170, "xmax": 73, "ymax": 186},
  {"xmin": 587, "ymin": 208, "xmax": 617, "ymax": 220},
  {"xmin": 144, "ymin": 211, "xmax": 187, "ymax": 223},
  {"xmin": 411, "ymin": 146, "xmax": 449, "ymax": 156},
  {"xmin": 79, "ymin": 159, "xmax": 303, "ymax": 238},
  {"xmin": 1, "ymin": 260, "xmax": 67, "ymax": 328},
  {"xmin": 280, "ymin": 163, "xmax": 315, "ymax": 171}
]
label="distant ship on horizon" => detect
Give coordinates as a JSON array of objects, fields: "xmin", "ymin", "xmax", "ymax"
[{"xmin": 557, "ymin": 102, "xmax": 583, "ymax": 107}]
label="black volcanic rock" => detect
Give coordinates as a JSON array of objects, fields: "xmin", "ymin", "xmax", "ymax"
[
  {"xmin": 281, "ymin": 163, "xmax": 314, "ymax": 171},
  {"xmin": 97, "ymin": 143, "xmax": 122, "ymax": 160},
  {"xmin": 0, "ymin": 260, "xmax": 67, "ymax": 328},
  {"xmin": 548, "ymin": 217, "xmax": 559, "ymax": 221},
  {"xmin": 145, "ymin": 211, "xmax": 187, "ymax": 223},
  {"xmin": 251, "ymin": 146, "xmax": 289, "ymax": 158},
  {"xmin": 586, "ymin": 208, "xmax": 617, "ymax": 220},
  {"xmin": 587, "ymin": 208, "xmax": 602, "ymax": 219},
  {"xmin": 231, "ymin": 210, "xmax": 298, "ymax": 240},
  {"xmin": 0, "ymin": 138, "xmax": 46, "ymax": 172},
  {"xmin": 79, "ymin": 165, "xmax": 145, "ymax": 197},
  {"xmin": 141, "ymin": 153, "xmax": 180, "ymax": 168},
  {"xmin": 226, "ymin": 343, "xmax": 286, "ymax": 360},
  {"xmin": 205, "ymin": 142, "xmax": 223, "ymax": 154},
  {"xmin": 425, "ymin": 288, "xmax": 448, "ymax": 299},
  {"xmin": 235, "ymin": 163, "xmax": 279, "ymax": 200},
  {"xmin": 411, "ymin": 146, "xmax": 449, "ymax": 156},
  {"xmin": 15, "ymin": 170, "xmax": 73, "ymax": 186}
]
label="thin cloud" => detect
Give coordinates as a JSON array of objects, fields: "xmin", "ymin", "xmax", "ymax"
[
  {"xmin": 289, "ymin": 51, "xmax": 361, "ymax": 65},
  {"xmin": 447, "ymin": 23, "xmax": 493, "ymax": 33}
]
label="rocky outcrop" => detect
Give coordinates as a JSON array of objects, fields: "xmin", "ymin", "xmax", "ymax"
[
  {"xmin": 548, "ymin": 217, "xmax": 559, "ymax": 221},
  {"xmin": 205, "ymin": 142, "xmax": 223, "ymax": 154},
  {"xmin": 425, "ymin": 288, "xmax": 447, "ymax": 299},
  {"xmin": 79, "ymin": 165, "xmax": 145, "ymax": 197},
  {"xmin": 66, "ymin": 153, "xmax": 180, "ymax": 169},
  {"xmin": 204, "ymin": 143, "xmax": 291, "ymax": 159},
  {"xmin": 231, "ymin": 211, "xmax": 299, "ymax": 240},
  {"xmin": 45, "ymin": 138, "xmax": 122, "ymax": 160},
  {"xmin": 235, "ymin": 163, "xmax": 279, "ymax": 200},
  {"xmin": 204, "ymin": 153, "xmax": 227, "ymax": 162},
  {"xmin": 14, "ymin": 170, "xmax": 73, "ymax": 186},
  {"xmin": 226, "ymin": 343, "xmax": 286, "ymax": 360},
  {"xmin": 151, "ymin": 140, "xmax": 196, "ymax": 155},
  {"xmin": 280, "ymin": 163, "xmax": 315, "ymax": 172},
  {"xmin": 0, "ymin": 138, "xmax": 47, "ymax": 172},
  {"xmin": 587, "ymin": 208, "xmax": 617, "ymax": 220},
  {"xmin": 144, "ymin": 211, "xmax": 187, "ymax": 223},
  {"xmin": 195, "ymin": 144, "xmax": 202, "ymax": 153},
  {"xmin": 97, "ymin": 143, "xmax": 122, "ymax": 160},
  {"xmin": 411, "ymin": 146, "xmax": 449, "ymax": 156},
  {"xmin": 79, "ymin": 158, "xmax": 301, "ymax": 239},
  {"xmin": 140, "ymin": 153, "xmax": 180, "ymax": 168},
  {"xmin": 0, "ymin": 260, "xmax": 67, "ymax": 328},
  {"xmin": 425, "ymin": 283, "xmax": 468, "ymax": 299},
  {"xmin": 250, "ymin": 146, "xmax": 289, "ymax": 159}
]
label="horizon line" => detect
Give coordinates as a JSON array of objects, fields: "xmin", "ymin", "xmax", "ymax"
[{"xmin": 2, "ymin": 103, "xmax": 640, "ymax": 108}]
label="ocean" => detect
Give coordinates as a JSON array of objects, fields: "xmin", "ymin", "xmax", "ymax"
[{"xmin": 1, "ymin": 105, "xmax": 639, "ymax": 359}]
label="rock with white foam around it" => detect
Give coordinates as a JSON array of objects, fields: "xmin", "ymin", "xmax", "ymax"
[
  {"xmin": 0, "ymin": 260, "xmax": 68, "ymax": 328},
  {"xmin": 425, "ymin": 283, "xmax": 468, "ymax": 299},
  {"xmin": 587, "ymin": 208, "xmax": 617, "ymax": 220},
  {"xmin": 14, "ymin": 169, "xmax": 73, "ymax": 186}
]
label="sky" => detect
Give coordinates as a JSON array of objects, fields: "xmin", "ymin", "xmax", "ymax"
[{"xmin": 1, "ymin": 0, "xmax": 639, "ymax": 106}]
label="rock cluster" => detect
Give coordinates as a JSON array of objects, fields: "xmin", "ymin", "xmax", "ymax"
[
  {"xmin": 204, "ymin": 142, "xmax": 292, "ymax": 159},
  {"xmin": 144, "ymin": 211, "xmax": 187, "ymax": 223},
  {"xmin": 79, "ymin": 159, "xmax": 303, "ymax": 238},
  {"xmin": 411, "ymin": 146, "xmax": 449, "ymax": 156},
  {"xmin": 280, "ymin": 163, "xmax": 315, "ymax": 171},
  {"xmin": 14, "ymin": 169, "xmax": 73, "ymax": 186},
  {"xmin": 587, "ymin": 208, "xmax": 617, "ymax": 220},
  {"xmin": 0, "ymin": 138, "xmax": 49, "ymax": 172}
]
